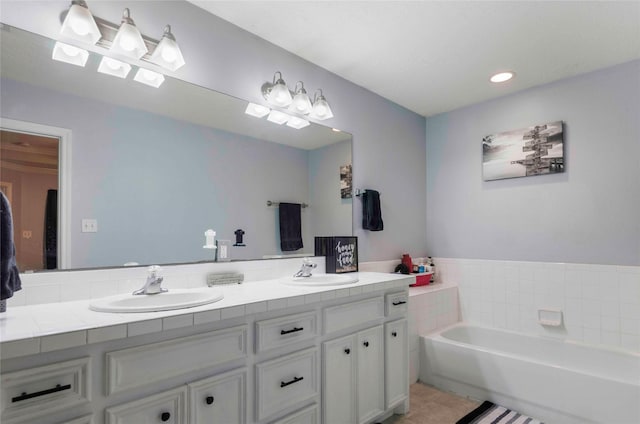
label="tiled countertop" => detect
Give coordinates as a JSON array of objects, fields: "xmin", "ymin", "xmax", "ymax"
[{"xmin": 0, "ymin": 272, "xmax": 413, "ymax": 359}]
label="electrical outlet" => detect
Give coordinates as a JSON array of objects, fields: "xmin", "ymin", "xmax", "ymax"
[{"xmin": 81, "ymin": 219, "xmax": 98, "ymax": 233}]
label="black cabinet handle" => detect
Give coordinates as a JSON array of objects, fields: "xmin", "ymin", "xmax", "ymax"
[
  {"xmin": 363, "ymin": 341, "xmax": 369, "ymax": 347},
  {"xmin": 344, "ymin": 348, "xmax": 351, "ymax": 354},
  {"xmin": 392, "ymin": 331, "xmax": 398, "ymax": 337},
  {"xmin": 280, "ymin": 327, "xmax": 304, "ymax": 335},
  {"xmin": 11, "ymin": 384, "xmax": 71, "ymax": 403},
  {"xmin": 205, "ymin": 396, "xmax": 214, "ymax": 405},
  {"xmin": 160, "ymin": 412, "xmax": 171, "ymax": 422},
  {"xmin": 392, "ymin": 300, "xmax": 407, "ymax": 306},
  {"xmin": 280, "ymin": 376, "xmax": 304, "ymax": 388}
]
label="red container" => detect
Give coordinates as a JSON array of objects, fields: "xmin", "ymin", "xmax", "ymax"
[
  {"xmin": 410, "ymin": 272, "xmax": 433, "ymax": 287},
  {"xmin": 401, "ymin": 254, "xmax": 413, "ymax": 272}
]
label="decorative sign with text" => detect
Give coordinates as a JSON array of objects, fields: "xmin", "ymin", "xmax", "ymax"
[{"xmin": 314, "ymin": 236, "xmax": 358, "ymax": 274}]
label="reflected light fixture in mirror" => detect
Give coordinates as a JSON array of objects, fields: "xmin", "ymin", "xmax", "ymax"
[
  {"xmin": 245, "ymin": 103, "xmax": 271, "ymax": 118},
  {"xmin": 149, "ymin": 25, "xmax": 186, "ymax": 71},
  {"xmin": 134, "ymin": 68, "xmax": 165, "ymax": 87},
  {"xmin": 287, "ymin": 117, "xmax": 310, "ymax": 129},
  {"xmin": 267, "ymin": 110, "xmax": 291, "ymax": 125},
  {"xmin": 60, "ymin": 0, "xmax": 101, "ymax": 45},
  {"xmin": 52, "ymin": 41, "xmax": 89, "ymax": 67},
  {"xmin": 310, "ymin": 89, "xmax": 334, "ymax": 120},
  {"xmin": 263, "ymin": 71, "xmax": 293, "ymax": 107},
  {"xmin": 97, "ymin": 56, "xmax": 132, "ymax": 78},
  {"xmin": 289, "ymin": 81, "xmax": 313, "ymax": 115},
  {"xmin": 490, "ymin": 71, "xmax": 515, "ymax": 83},
  {"xmin": 110, "ymin": 8, "xmax": 147, "ymax": 59}
]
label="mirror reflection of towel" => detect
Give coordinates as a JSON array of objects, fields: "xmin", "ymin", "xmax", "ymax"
[
  {"xmin": 362, "ymin": 189, "xmax": 384, "ymax": 231},
  {"xmin": 279, "ymin": 203, "xmax": 303, "ymax": 251},
  {"xmin": 1, "ymin": 192, "xmax": 22, "ymax": 300}
]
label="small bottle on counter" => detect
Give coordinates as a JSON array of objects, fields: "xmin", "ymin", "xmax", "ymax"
[
  {"xmin": 428, "ymin": 257, "xmax": 435, "ymax": 283},
  {"xmin": 418, "ymin": 261, "xmax": 425, "ymax": 273}
]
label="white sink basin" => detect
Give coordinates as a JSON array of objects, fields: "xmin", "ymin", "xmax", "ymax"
[
  {"xmin": 283, "ymin": 274, "xmax": 359, "ymax": 287},
  {"xmin": 89, "ymin": 288, "xmax": 224, "ymax": 313}
]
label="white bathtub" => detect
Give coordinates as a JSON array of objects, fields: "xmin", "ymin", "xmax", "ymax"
[{"xmin": 419, "ymin": 323, "xmax": 640, "ymax": 424}]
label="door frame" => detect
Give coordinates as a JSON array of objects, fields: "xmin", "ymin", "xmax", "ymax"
[{"xmin": 1, "ymin": 117, "xmax": 72, "ymax": 269}]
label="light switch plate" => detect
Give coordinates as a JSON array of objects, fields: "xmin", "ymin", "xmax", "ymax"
[{"xmin": 81, "ymin": 219, "xmax": 98, "ymax": 233}]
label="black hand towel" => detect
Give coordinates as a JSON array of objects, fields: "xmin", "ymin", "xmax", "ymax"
[
  {"xmin": 362, "ymin": 189, "xmax": 384, "ymax": 231},
  {"xmin": 279, "ymin": 202, "xmax": 303, "ymax": 251},
  {"xmin": 1, "ymin": 191, "xmax": 22, "ymax": 301}
]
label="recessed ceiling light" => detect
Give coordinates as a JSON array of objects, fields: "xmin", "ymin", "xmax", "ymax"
[
  {"xmin": 332, "ymin": 128, "xmax": 341, "ymax": 132},
  {"xmin": 490, "ymin": 71, "xmax": 515, "ymax": 83}
]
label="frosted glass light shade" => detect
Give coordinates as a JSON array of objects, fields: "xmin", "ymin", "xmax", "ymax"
[
  {"xmin": 149, "ymin": 25, "xmax": 185, "ymax": 71},
  {"xmin": 289, "ymin": 91, "xmax": 312, "ymax": 115},
  {"xmin": 267, "ymin": 110, "xmax": 290, "ymax": 125},
  {"xmin": 97, "ymin": 57, "xmax": 131, "ymax": 78},
  {"xmin": 134, "ymin": 68, "xmax": 165, "ymax": 88},
  {"xmin": 52, "ymin": 42, "xmax": 89, "ymax": 67},
  {"xmin": 111, "ymin": 9, "xmax": 148, "ymax": 59},
  {"xmin": 286, "ymin": 117, "xmax": 310, "ymax": 129},
  {"xmin": 245, "ymin": 103, "xmax": 270, "ymax": 118},
  {"xmin": 267, "ymin": 81, "xmax": 292, "ymax": 107},
  {"xmin": 310, "ymin": 95, "xmax": 334, "ymax": 120},
  {"xmin": 60, "ymin": 1, "xmax": 101, "ymax": 45}
]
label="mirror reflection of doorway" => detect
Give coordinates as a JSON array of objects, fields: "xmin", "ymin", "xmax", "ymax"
[{"xmin": 0, "ymin": 130, "xmax": 59, "ymax": 271}]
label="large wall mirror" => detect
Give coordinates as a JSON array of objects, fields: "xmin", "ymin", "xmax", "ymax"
[{"xmin": 0, "ymin": 24, "xmax": 353, "ymax": 271}]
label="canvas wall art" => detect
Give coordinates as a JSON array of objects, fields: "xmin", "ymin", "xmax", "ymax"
[
  {"xmin": 482, "ymin": 121, "xmax": 564, "ymax": 181},
  {"xmin": 340, "ymin": 164, "xmax": 352, "ymax": 198}
]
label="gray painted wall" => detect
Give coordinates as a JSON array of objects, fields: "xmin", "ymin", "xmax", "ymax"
[
  {"xmin": 0, "ymin": 0, "xmax": 428, "ymax": 262},
  {"xmin": 2, "ymin": 77, "xmax": 317, "ymax": 267},
  {"xmin": 426, "ymin": 60, "xmax": 640, "ymax": 266}
]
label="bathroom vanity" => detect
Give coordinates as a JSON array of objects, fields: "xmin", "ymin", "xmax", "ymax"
[{"xmin": 0, "ymin": 272, "xmax": 411, "ymax": 424}]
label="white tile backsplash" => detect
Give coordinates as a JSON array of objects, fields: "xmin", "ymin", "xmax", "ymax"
[{"xmin": 436, "ymin": 257, "xmax": 640, "ymax": 352}]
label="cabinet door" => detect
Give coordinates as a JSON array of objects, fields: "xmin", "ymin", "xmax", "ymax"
[
  {"xmin": 105, "ymin": 386, "xmax": 187, "ymax": 424},
  {"xmin": 188, "ymin": 368, "xmax": 246, "ymax": 424},
  {"xmin": 322, "ymin": 334, "xmax": 356, "ymax": 424},
  {"xmin": 385, "ymin": 319, "xmax": 408, "ymax": 408},
  {"xmin": 357, "ymin": 326, "xmax": 384, "ymax": 424}
]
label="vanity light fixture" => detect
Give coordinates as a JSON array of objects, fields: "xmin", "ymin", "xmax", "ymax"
[
  {"xmin": 310, "ymin": 89, "xmax": 334, "ymax": 120},
  {"xmin": 110, "ymin": 8, "xmax": 148, "ymax": 60},
  {"xmin": 288, "ymin": 81, "xmax": 313, "ymax": 115},
  {"xmin": 263, "ymin": 72, "xmax": 293, "ymax": 107},
  {"xmin": 149, "ymin": 25, "xmax": 185, "ymax": 71},
  {"xmin": 245, "ymin": 103, "xmax": 271, "ymax": 118},
  {"xmin": 133, "ymin": 68, "xmax": 165, "ymax": 88},
  {"xmin": 490, "ymin": 71, "xmax": 515, "ymax": 83},
  {"xmin": 97, "ymin": 56, "xmax": 131, "ymax": 78},
  {"xmin": 286, "ymin": 116, "xmax": 310, "ymax": 130},
  {"xmin": 52, "ymin": 41, "xmax": 89, "ymax": 67},
  {"xmin": 60, "ymin": 0, "xmax": 101, "ymax": 45},
  {"xmin": 266, "ymin": 110, "xmax": 291, "ymax": 125}
]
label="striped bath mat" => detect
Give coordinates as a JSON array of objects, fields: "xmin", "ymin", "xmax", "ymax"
[{"xmin": 456, "ymin": 401, "xmax": 544, "ymax": 424}]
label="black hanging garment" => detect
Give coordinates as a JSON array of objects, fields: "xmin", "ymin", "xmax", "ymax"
[
  {"xmin": 362, "ymin": 189, "xmax": 384, "ymax": 231},
  {"xmin": 1, "ymin": 191, "xmax": 22, "ymax": 300},
  {"xmin": 279, "ymin": 203, "xmax": 303, "ymax": 251},
  {"xmin": 44, "ymin": 189, "xmax": 57, "ymax": 269}
]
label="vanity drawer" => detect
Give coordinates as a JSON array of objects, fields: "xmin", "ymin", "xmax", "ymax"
[
  {"xmin": 255, "ymin": 311, "xmax": 318, "ymax": 353},
  {"xmin": 105, "ymin": 386, "xmax": 187, "ymax": 424},
  {"xmin": 385, "ymin": 291, "xmax": 408, "ymax": 317},
  {"xmin": 255, "ymin": 348, "xmax": 318, "ymax": 421},
  {"xmin": 188, "ymin": 368, "xmax": 246, "ymax": 424},
  {"xmin": 323, "ymin": 296, "xmax": 384, "ymax": 334},
  {"xmin": 106, "ymin": 324, "xmax": 247, "ymax": 394},
  {"xmin": 271, "ymin": 404, "xmax": 319, "ymax": 424},
  {"xmin": 0, "ymin": 357, "xmax": 91, "ymax": 424}
]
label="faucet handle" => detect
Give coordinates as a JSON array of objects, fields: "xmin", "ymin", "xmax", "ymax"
[{"xmin": 148, "ymin": 265, "xmax": 163, "ymax": 277}]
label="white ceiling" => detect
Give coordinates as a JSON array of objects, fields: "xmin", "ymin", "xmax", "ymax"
[{"xmin": 190, "ymin": 1, "xmax": 640, "ymax": 117}]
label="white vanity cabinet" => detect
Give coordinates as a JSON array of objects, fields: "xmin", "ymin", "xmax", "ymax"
[
  {"xmin": 384, "ymin": 319, "xmax": 408, "ymax": 409},
  {"xmin": 105, "ymin": 386, "xmax": 188, "ymax": 424},
  {"xmin": 188, "ymin": 368, "xmax": 246, "ymax": 424}
]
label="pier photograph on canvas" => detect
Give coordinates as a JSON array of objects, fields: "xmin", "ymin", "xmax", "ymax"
[{"xmin": 482, "ymin": 121, "xmax": 564, "ymax": 181}]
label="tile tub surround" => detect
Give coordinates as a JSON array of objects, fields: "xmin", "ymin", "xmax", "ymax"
[
  {"xmin": 5, "ymin": 257, "xmax": 327, "ymax": 307},
  {"xmin": 435, "ymin": 258, "xmax": 640, "ymax": 352},
  {"xmin": 0, "ymin": 271, "xmax": 412, "ymax": 359}
]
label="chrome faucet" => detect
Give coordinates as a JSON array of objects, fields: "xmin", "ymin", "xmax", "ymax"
[
  {"xmin": 133, "ymin": 265, "xmax": 167, "ymax": 295},
  {"xmin": 294, "ymin": 257, "xmax": 317, "ymax": 278}
]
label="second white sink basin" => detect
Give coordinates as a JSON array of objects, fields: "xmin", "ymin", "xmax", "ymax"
[
  {"xmin": 89, "ymin": 288, "xmax": 224, "ymax": 313},
  {"xmin": 283, "ymin": 274, "xmax": 359, "ymax": 287}
]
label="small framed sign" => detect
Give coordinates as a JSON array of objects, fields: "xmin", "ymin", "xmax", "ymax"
[{"xmin": 314, "ymin": 236, "xmax": 358, "ymax": 273}]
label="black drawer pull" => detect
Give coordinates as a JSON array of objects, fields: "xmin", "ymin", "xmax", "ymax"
[
  {"xmin": 11, "ymin": 384, "xmax": 72, "ymax": 403},
  {"xmin": 280, "ymin": 376, "xmax": 304, "ymax": 388},
  {"xmin": 392, "ymin": 300, "xmax": 407, "ymax": 306},
  {"xmin": 392, "ymin": 331, "xmax": 398, "ymax": 337},
  {"xmin": 344, "ymin": 348, "xmax": 351, "ymax": 354},
  {"xmin": 363, "ymin": 341, "xmax": 370, "ymax": 347},
  {"xmin": 280, "ymin": 327, "xmax": 304, "ymax": 335},
  {"xmin": 160, "ymin": 412, "xmax": 171, "ymax": 422},
  {"xmin": 206, "ymin": 396, "xmax": 214, "ymax": 405}
]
